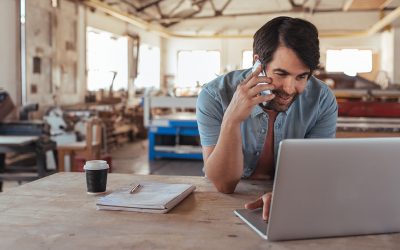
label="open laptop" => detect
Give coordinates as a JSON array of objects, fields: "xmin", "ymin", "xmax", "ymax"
[{"xmin": 235, "ymin": 137, "xmax": 400, "ymax": 241}]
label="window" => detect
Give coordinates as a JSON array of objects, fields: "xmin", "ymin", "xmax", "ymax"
[
  {"xmin": 134, "ymin": 44, "xmax": 161, "ymax": 89},
  {"xmin": 326, "ymin": 49, "xmax": 372, "ymax": 76},
  {"xmin": 177, "ymin": 50, "xmax": 220, "ymax": 88},
  {"xmin": 242, "ymin": 50, "xmax": 253, "ymax": 69},
  {"xmin": 86, "ymin": 27, "xmax": 128, "ymax": 91}
]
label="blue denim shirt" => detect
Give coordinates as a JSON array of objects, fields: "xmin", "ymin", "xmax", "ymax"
[{"xmin": 196, "ymin": 68, "xmax": 338, "ymax": 178}]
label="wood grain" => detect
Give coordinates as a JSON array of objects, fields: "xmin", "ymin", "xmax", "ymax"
[{"xmin": 0, "ymin": 173, "xmax": 399, "ymax": 249}]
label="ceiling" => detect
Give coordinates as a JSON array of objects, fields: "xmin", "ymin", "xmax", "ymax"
[{"xmin": 87, "ymin": 0, "xmax": 400, "ymax": 37}]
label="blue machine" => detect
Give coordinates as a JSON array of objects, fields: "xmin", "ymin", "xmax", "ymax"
[
  {"xmin": 144, "ymin": 96, "xmax": 202, "ymax": 160},
  {"xmin": 148, "ymin": 118, "xmax": 202, "ymax": 160}
]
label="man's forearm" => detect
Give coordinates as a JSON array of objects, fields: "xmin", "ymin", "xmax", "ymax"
[{"xmin": 204, "ymin": 118, "xmax": 243, "ymax": 193}]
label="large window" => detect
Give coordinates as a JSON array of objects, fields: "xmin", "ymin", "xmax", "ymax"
[
  {"xmin": 177, "ymin": 50, "xmax": 220, "ymax": 88},
  {"xmin": 134, "ymin": 44, "xmax": 161, "ymax": 89},
  {"xmin": 242, "ymin": 50, "xmax": 253, "ymax": 69},
  {"xmin": 86, "ymin": 27, "xmax": 128, "ymax": 91},
  {"xmin": 326, "ymin": 49, "xmax": 372, "ymax": 76}
]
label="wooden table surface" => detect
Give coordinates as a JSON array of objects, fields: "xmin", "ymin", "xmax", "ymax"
[{"xmin": 0, "ymin": 173, "xmax": 399, "ymax": 250}]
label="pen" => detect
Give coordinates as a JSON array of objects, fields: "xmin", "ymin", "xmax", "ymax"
[{"xmin": 130, "ymin": 184, "xmax": 141, "ymax": 194}]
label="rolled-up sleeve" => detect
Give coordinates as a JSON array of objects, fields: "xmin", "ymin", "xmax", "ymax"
[
  {"xmin": 306, "ymin": 87, "xmax": 338, "ymax": 138},
  {"xmin": 196, "ymin": 87, "xmax": 224, "ymax": 146}
]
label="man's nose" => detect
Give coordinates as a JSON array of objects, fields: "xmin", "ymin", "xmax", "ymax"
[{"xmin": 281, "ymin": 78, "xmax": 296, "ymax": 95}]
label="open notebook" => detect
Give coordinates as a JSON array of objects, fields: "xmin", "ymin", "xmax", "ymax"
[{"xmin": 96, "ymin": 182, "xmax": 196, "ymax": 213}]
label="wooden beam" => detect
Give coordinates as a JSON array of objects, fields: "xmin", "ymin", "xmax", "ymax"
[
  {"xmin": 166, "ymin": 0, "xmax": 185, "ymax": 16},
  {"xmin": 379, "ymin": 0, "xmax": 393, "ymax": 9},
  {"xmin": 83, "ymin": 0, "xmax": 400, "ymax": 39},
  {"xmin": 344, "ymin": 0, "xmax": 390, "ymax": 11},
  {"xmin": 137, "ymin": 0, "xmax": 165, "ymax": 12},
  {"xmin": 367, "ymin": 5, "xmax": 400, "ymax": 35},
  {"xmin": 220, "ymin": 0, "xmax": 232, "ymax": 13},
  {"xmin": 343, "ymin": 0, "xmax": 353, "ymax": 11}
]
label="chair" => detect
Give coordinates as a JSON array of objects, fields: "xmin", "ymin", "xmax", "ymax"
[{"xmin": 57, "ymin": 118, "xmax": 103, "ymax": 172}]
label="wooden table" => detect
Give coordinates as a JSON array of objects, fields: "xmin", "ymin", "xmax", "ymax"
[{"xmin": 0, "ymin": 173, "xmax": 399, "ymax": 249}]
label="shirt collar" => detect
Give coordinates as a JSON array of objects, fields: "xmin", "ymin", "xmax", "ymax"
[
  {"xmin": 251, "ymin": 103, "xmax": 291, "ymax": 118},
  {"xmin": 251, "ymin": 105, "xmax": 265, "ymax": 118}
]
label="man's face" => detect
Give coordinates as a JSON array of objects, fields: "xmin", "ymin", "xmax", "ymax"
[{"xmin": 258, "ymin": 46, "xmax": 310, "ymax": 112}]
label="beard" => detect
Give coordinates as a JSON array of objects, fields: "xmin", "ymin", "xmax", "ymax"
[{"xmin": 260, "ymin": 89, "xmax": 298, "ymax": 112}]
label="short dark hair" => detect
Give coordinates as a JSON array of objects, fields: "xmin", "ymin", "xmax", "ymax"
[{"xmin": 253, "ymin": 16, "xmax": 320, "ymax": 74}]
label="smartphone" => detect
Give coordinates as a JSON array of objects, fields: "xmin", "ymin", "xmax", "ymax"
[{"xmin": 252, "ymin": 59, "xmax": 271, "ymax": 106}]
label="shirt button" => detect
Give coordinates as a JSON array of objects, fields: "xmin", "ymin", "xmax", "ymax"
[
  {"xmin": 255, "ymin": 151, "xmax": 260, "ymax": 156},
  {"xmin": 261, "ymin": 129, "xmax": 266, "ymax": 134}
]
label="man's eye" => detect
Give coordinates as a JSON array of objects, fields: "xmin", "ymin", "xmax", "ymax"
[{"xmin": 296, "ymin": 75, "xmax": 308, "ymax": 80}]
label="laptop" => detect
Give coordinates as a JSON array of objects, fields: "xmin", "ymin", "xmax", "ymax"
[{"xmin": 235, "ymin": 137, "xmax": 400, "ymax": 241}]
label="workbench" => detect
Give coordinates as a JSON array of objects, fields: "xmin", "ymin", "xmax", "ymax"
[
  {"xmin": 0, "ymin": 135, "xmax": 56, "ymax": 191},
  {"xmin": 1, "ymin": 173, "xmax": 399, "ymax": 249}
]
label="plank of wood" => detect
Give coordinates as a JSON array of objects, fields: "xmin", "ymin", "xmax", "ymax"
[
  {"xmin": 0, "ymin": 136, "xmax": 39, "ymax": 146},
  {"xmin": 0, "ymin": 173, "xmax": 399, "ymax": 249}
]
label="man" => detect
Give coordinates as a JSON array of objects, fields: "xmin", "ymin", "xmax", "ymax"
[{"xmin": 196, "ymin": 16, "xmax": 338, "ymax": 220}]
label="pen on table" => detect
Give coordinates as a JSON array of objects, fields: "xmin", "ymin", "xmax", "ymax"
[{"xmin": 130, "ymin": 184, "xmax": 141, "ymax": 194}]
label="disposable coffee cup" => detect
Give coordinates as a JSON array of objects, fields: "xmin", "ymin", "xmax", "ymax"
[{"xmin": 84, "ymin": 160, "xmax": 109, "ymax": 194}]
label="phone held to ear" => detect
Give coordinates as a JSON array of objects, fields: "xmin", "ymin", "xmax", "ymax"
[{"xmin": 252, "ymin": 59, "xmax": 272, "ymax": 106}]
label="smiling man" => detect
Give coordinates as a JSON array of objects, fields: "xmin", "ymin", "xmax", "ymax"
[{"xmin": 196, "ymin": 16, "xmax": 338, "ymax": 220}]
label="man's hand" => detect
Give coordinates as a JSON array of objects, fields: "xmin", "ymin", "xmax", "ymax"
[
  {"xmin": 245, "ymin": 192, "xmax": 273, "ymax": 221},
  {"xmin": 223, "ymin": 65, "xmax": 275, "ymax": 125}
]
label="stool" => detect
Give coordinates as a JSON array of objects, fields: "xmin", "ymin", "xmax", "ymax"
[{"xmin": 74, "ymin": 154, "xmax": 112, "ymax": 172}]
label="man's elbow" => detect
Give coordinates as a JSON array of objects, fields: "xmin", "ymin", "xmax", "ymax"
[
  {"xmin": 204, "ymin": 165, "xmax": 241, "ymax": 193},
  {"xmin": 215, "ymin": 184, "xmax": 236, "ymax": 194},
  {"xmin": 211, "ymin": 179, "xmax": 239, "ymax": 194}
]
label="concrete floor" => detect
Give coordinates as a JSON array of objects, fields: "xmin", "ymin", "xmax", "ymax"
[
  {"xmin": 1, "ymin": 140, "xmax": 204, "ymax": 192},
  {"xmin": 110, "ymin": 140, "xmax": 204, "ymax": 176}
]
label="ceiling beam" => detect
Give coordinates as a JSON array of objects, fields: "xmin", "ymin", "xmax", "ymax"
[
  {"xmin": 209, "ymin": 0, "xmax": 217, "ymax": 13},
  {"xmin": 155, "ymin": 3, "xmax": 165, "ymax": 18},
  {"xmin": 83, "ymin": 0, "xmax": 400, "ymax": 39},
  {"xmin": 137, "ymin": 0, "xmax": 165, "ymax": 12},
  {"xmin": 163, "ymin": 0, "xmax": 207, "ymax": 27},
  {"xmin": 343, "ymin": 0, "xmax": 353, "ymax": 11},
  {"xmin": 167, "ymin": 0, "xmax": 185, "ymax": 16},
  {"xmin": 220, "ymin": 0, "xmax": 232, "ymax": 12},
  {"xmin": 310, "ymin": 0, "xmax": 321, "ymax": 14},
  {"xmin": 120, "ymin": 0, "xmax": 138, "ymax": 11},
  {"xmin": 208, "ymin": 0, "xmax": 232, "ymax": 16},
  {"xmin": 379, "ymin": 0, "xmax": 393, "ymax": 9},
  {"xmin": 367, "ymin": 5, "xmax": 400, "ymax": 35},
  {"xmin": 151, "ymin": 7, "xmax": 395, "ymax": 23},
  {"xmin": 344, "ymin": 0, "xmax": 391, "ymax": 11},
  {"xmin": 119, "ymin": 0, "xmax": 153, "ymax": 18}
]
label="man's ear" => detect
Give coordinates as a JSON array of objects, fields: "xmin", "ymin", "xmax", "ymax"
[{"xmin": 253, "ymin": 54, "xmax": 260, "ymax": 65}]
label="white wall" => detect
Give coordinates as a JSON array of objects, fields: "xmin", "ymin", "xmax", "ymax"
[
  {"xmin": 380, "ymin": 30, "xmax": 394, "ymax": 82},
  {"xmin": 0, "ymin": 0, "xmax": 19, "ymax": 104},
  {"xmin": 393, "ymin": 28, "xmax": 400, "ymax": 84},
  {"xmin": 164, "ymin": 38, "xmax": 252, "ymax": 78}
]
